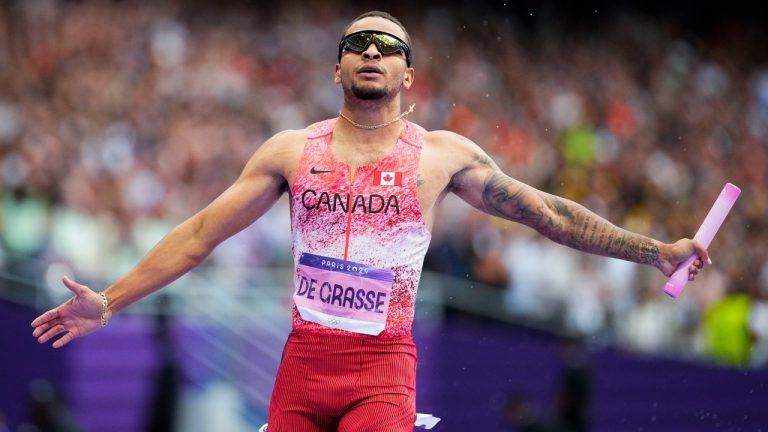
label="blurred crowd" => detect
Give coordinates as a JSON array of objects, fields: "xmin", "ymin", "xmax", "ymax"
[{"xmin": 1, "ymin": 0, "xmax": 767, "ymax": 367}]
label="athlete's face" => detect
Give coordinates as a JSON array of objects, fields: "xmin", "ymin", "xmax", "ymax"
[{"xmin": 335, "ymin": 17, "xmax": 414, "ymax": 101}]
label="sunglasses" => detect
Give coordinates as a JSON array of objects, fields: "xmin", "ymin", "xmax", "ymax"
[{"xmin": 338, "ymin": 30, "xmax": 412, "ymax": 66}]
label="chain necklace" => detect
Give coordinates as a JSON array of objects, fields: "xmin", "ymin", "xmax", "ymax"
[{"xmin": 338, "ymin": 104, "xmax": 415, "ymax": 130}]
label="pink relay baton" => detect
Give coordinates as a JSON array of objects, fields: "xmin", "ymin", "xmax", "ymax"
[{"xmin": 664, "ymin": 183, "xmax": 741, "ymax": 298}]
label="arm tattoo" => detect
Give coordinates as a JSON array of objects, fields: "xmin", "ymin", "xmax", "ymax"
[
  {"xmin": 482, "ymin": 170, "xmax": 661, "ymax": 267},
  {"xmin": 481, "ymin": 170, "xmax": 555, "ymax": 228},
  {"xmin": 475, "ymin": 153, "xmax": 495, "ymax": 167},
  {"xmin": 457, "ymin": 134, "xmax": 495, "ymax": 168}
]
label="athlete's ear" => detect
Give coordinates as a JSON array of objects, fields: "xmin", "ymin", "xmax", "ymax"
[
  {"xmin": 402, "ymin": 67, "xmax": 414, "ymax": 90},
  {"xmin": 334, "ymin": 64, "xmax": 341, "ymax": 84}
]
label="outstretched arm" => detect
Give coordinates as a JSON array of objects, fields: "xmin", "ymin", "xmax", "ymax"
[
  {"xmin": 444, "ymin": 133, "xmax": 709, "ymax": 277},
  {"xmin": 32, "ymin": 131, "xmax": 301, "ymax": 347}
]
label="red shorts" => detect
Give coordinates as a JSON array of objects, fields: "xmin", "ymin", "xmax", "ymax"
[{"xmin": 267, "ymin": 331, "xmax": 417, "ymax": 432}]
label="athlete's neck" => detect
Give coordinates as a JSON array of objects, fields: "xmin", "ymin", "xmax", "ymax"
[
  {"xmin": 331, "ymin": 104, "xmax": 408, "ymax": 169},
  {"xmin": 339, "ymin": 108, "xmax": 408, "ymax": 130},
  {"xmin": 336, "ymin": 101, "xmax": 405, "ymax": 144}
]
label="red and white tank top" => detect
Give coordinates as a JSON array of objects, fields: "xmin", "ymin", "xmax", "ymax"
[{"xmin": 289, "ymin": 118, "xmax": 431, "ymax": 338}]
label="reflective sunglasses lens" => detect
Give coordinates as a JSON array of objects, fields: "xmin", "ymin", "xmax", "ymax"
[
  {"xmin": 374, "ymin": 34, "xmax": 403, "ymax": 54},
  {"xmin": 344, "ymin": 33, "xmax": 372, "ymax": 51},
  {"xmin": 340, "ymin": 32, "xmax": 410, "ymax": 65}
]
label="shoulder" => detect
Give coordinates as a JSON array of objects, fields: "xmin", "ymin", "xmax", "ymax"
[
  {"xmin": 423, "ymin": 129, "xmax": 467, "ymax": 147},
  {"xmin": 258, "ymin": 118, "xmax": 338, "ymax": 155},
  {"xmin": 261, "ymin": 128, "xmax": 311, "ymax": 151},
  {"xmin": 241, "ymin": 127, "xmax": 311, "ymax": 179},
  {"xmin": 251, "ymin": 127, "xmax": 313, "ymax": 162},
  {"xmin": 422, "ymin": 129, "xmax": 497, "ymax": 173},
  {"xmin": 423, "ymin": 130, "xmax": 488, "ymax": 156}
]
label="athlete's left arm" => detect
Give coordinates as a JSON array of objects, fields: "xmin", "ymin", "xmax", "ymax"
[{"xmin": 441, "ymin": 132, "xmax": 709, "ymax": 278}]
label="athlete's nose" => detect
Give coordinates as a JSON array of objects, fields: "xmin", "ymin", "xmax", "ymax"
[{"xmin": 361, "ymin": 42, "xmax": 382, "ymax": 61}]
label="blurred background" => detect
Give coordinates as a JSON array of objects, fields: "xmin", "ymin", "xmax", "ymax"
[{"xmin": 1, "ymin": 0, "xmax": 767, "ymax": 431}]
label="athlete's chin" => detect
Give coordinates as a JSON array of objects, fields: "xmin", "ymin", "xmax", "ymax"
[{"xmin": 351, "ymin": 84, "xmax": 389, "ymax": 101}]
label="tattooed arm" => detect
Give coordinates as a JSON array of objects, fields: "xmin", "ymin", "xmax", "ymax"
[
  {"xmin": 439, "ymin": 131, "xmax": 709, "ymax": 277},
  {"xmin": 479, "ymin": 169, "xmax": 664, "ymax": 266}
]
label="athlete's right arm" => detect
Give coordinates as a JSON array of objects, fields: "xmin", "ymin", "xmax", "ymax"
[{"xmin": 32, "ymin": 131, "xmax": 303, "ymax": 348}]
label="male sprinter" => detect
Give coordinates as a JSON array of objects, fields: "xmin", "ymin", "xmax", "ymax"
[{"xmin": 32, "ymin": 11, "xmax": 710, "ymax": 432}]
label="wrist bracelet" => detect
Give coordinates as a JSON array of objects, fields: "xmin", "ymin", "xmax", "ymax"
[{"xmin": 99, "ymin": 292, "xmax": 110, "ymax": 327}]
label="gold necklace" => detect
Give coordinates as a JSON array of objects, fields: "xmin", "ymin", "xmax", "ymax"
[{"xmin": 338, "ymin": 104, "xmax": 415, "ymax": 130}]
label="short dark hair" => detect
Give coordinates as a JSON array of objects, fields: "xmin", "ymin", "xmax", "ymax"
[{"xmin": 343, "ymin": 11, "xmax": 412, "ymax": 46}]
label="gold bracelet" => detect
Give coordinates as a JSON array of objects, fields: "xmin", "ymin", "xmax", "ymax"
[{"xmin": 99, "ymin": 292, "xmax": 109, "ymax": 327}]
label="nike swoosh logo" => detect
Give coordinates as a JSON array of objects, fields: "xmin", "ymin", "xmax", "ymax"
[{"xmin": 310, "ymin": 167, "xmax": 335, "ymax": 174}]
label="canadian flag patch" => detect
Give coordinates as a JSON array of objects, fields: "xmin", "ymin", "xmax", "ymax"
[{"xmin": 374, "ymin": 171, "xmax": 403, "ymax": 186}]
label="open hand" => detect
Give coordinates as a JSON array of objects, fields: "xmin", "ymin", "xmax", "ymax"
[
  {"xmin": 659, "ymin": 239, "xmax": 711, "ymax": 280},
  {"xmin": 31, "ymin": 276, "xmax": 104, "ymax": 348}
]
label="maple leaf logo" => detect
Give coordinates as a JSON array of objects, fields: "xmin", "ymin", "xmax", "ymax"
[{"xmin": 374, "ymin": 170, "xmax": 401, "ymax": 186}]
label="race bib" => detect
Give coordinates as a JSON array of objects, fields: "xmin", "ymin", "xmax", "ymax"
[{"xmin": 293, "ymin": 253, "xmax": 393, "ymax": 335}]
